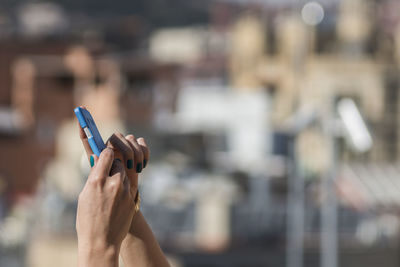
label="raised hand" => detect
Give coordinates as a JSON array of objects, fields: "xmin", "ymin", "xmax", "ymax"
[{"xmin": 76, "ymin": 148, "xmax": 135, "ymax": 267}]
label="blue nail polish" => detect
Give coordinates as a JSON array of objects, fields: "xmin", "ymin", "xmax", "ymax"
[
  {"xmin": 136, "ymin": 163, "xmax": 143, "ymax": 173},
  {"xmin": 143, "ymin": 159, "xmax": 147, "ymax": 168},
  {"xmin": 90, "ymin": 155, "xmax": 94, "ymax": 167},
  {"xmin": 127, "ymin": 159, "xmax": 133, "ymax": 169}
]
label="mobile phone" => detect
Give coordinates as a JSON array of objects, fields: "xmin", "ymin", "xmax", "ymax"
[{"xmin": 74, "ymin": 107, "xmax": 106, "ymax": 157}]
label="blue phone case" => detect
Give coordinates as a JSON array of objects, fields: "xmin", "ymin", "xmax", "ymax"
[{"xmin": 74, "ymin": 107, "xmax": 106, "ymax": 157}]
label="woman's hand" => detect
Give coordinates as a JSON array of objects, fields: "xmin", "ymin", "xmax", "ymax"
[
  {"xmin": 107, "ymin": 132, "xmax": 149, "ymax": 201},
  {"xmin": 76, "ymin": 148, "xmax": 135, "ymax": 267},
  {"xmin": 77, "ymin": 108, "xmax": 169, "ymax": 267},
  {"xmin": 105, "ymin": 133, "xmax": 169, "ymax": 267},
  {"xmin": 77, "ymin": 108, "xmax": 149, "ymax": 202}
]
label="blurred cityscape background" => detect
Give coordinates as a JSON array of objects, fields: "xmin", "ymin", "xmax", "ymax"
[{"xmin": 0, "ymin": 0, "xmax": 400, "ymax": 266}]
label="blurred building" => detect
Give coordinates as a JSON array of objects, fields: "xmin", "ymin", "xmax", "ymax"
[
  {"xmin": 0, "ymin": 37, "xmax": 179, "ymax": 266},
  {"xmin": 2, "ymin": 0, "xmax": 400, "ymax": 267}
]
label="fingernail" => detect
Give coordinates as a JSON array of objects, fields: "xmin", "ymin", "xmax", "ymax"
[
  {"xmin": 115, "ymin": 158, "xmax": 122, "ymax": 162},
  {"xmin": 136, "ymin": 162, "xmax": 143, "ymax": 173},
  {"xmin": 143, "ymin": 159, "xmax": 147, "ymax": 168},
  {"xmin": 127, "ymin": 159, "xmax": 133, "ymax": 169},
  {"xmin": 90, "ymin": 155, "xmax": 95, "ymax": 167}
]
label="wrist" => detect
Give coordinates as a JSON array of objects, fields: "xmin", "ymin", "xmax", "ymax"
[
  {"xmin": 121, "ymin": 211, "xmax": 144, "ymax": 249},
  {"xmin": 78, "ymin": 241, "xmax": 120, "ymax": 267}
]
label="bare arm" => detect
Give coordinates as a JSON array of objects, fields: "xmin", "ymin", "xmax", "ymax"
[
  {"xmin": 77, "ymin": 110, "xmax": 170, "ymax": 267},
  {"xmin": 120, "ymin": 212, "xmax": 170, "ymax": 267},
  {"xmin": 78, "ymin": 244, "xmax": 119, "ymax": 267},
  {"xmin": 76, "ymin": 148, "xmax": 135, "ymax": 267}
]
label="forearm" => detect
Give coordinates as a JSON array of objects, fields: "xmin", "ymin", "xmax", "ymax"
[
  {"xmin": 78, "ymin": 242, "xmax": 120, "ymax": 267},
  {"xmin": 120, "ymin": 211, "xmax": 170, "ymax": 267}
]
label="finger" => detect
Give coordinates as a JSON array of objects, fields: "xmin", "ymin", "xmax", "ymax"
[
  {"xmin": 106, "ymin": 134, "xmax": 132, "ymax": 185},
  {"xmin": 137, "ymin": 137, "xmax": 150, "ymax": 168},
  {"xmin": 106, "ymin": 142, "xmax": 125, "ymax": 178},
  {"xmin": 125, "ymin": 135, "xmax": 144, "ymax": 174},
  {"xmin": 124, "ymin": 136, "xmax": 140, "ymax": 191},
  {"xmin": 107, "ymin": 158, "xmax": 126, "ymax": 193},
  {"xmin": 89, "ymin": 154, "xmax": 98, "ymax": 168},
  {"xmin": 93, "ymin": 148, "xmax": 114, "ymax": 179},
  {"xmin": 109, "ymin": 158, "xmax": 125, "ymax": 176},
  {"xmin": 107, "ymin": 134, "xmax": 137, "ymax": 188},
  {"xmin": 107, "ymin": 132, "xmax": 134, "ymax": 169},
  {"xmin": 77, "ymin": 120, "xmax": 93, "ymax": 162}
]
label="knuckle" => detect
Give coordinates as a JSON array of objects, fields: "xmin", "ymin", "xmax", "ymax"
[
  {"xmin": 110, "ymin": 134, "xmax": 134, "ymax": 158},
  {"xmin": 87, "ymin": 177, "xmax": 101, "ymax": 187},
  {"xmin": 109, "ymin": 133, "xmax": 121, "ymax": 146},
  {"xmin": 126, "ymin": 134, "xmax": 135, "ymax": 141},
  {"xmin": 102, "ymin": 147, "xmax": 114, "ymax": 158},
  {"xmin": 108, "ymin": 178, "xmax": 122, "ymax": 191},
  {"xmin": 107, "ymin": 182, "xmax": 118, "ymax": 193},
  {"xmin": 109, "ymin": 133, "xmax": 117, "ymax": 142},
  {"xmin": 115, "ymin": 132, "xmax": 126, "ymax": 142},
  {"xmin": 138, "ymin": 137, "xmax": 148, "ymax": 148}
]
